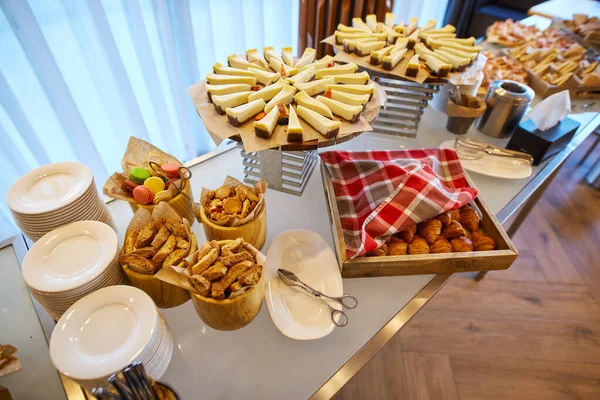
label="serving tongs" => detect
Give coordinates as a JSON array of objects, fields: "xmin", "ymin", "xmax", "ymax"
[
  {"xmin": 277, "ymin": 269, "xmax": 358, "ymax": 327},
  {"xmin": 454, "ymin": 137, "xmax": 534, "ymax": 164}
]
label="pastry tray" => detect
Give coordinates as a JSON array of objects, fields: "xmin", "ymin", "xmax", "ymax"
[{"xmin": 321, "ymin": 163, "xmax": 519, "ymax": 278}]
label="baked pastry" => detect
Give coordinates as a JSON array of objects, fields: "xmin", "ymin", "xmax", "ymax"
[
  {"xmin": 333, "ymin": 71, "xmax": 370, "ymax": 84},
  {"xmin": 282, "ymin": 47, "xmax": 294, "ymax": 66},
  {"xmin": 450, "ymin": 237, "xmax": 473, "ymax": 252},
  {"xmin": 355, "ymin": 40, "xmax": 386, "ymax": 57},
  {"xmin": 338, "ymin": 23, "xmax": 368, "ymax": 33},
  {"xmin": 408, "ymin": 235, "xmax": 429, "ymax": 255},
  {"xmin": 325, "ymin": 83, "xmax": 374, "ymax": 97},
  {"xmin": 248, "ymin": 67, "xmax": 280, "ymax": 85},
  {"xmin": 297, "ymin": 105, "xmax": 340, "ymax": 139},
  {"xmin": 212, "ymin": 91, "xmax": 253, "ymax": 115},
  {"xmin": 335, "ymin": 31, "xmax": 372, "ymax": 45},
  {"xmin": 352, "ymin": 17, "xmax": 372, "ymax": 33},
  {"xmin": 228, "ymin": 54, "xmax": 266, "ymax": 70},
  {"xmin": 430, "ymin": 236, "xmax": 452, "ymax": 253},
  {"xmin": 382, "ymin": 48, "xmax": 407, "ymax": 71},
  {"xmin": 294, "ymin": 77, "xmax": 335, "ymax": 96},
  {"xmin": 370, "ymin": 45, "xmax": 394, "ymax": 66},
  {"xmin": 206, "ymin": 84, "xmax": 252, "ymax": 102},
  {"xmin": 343, "ymin": 37, "xmax": 377, "ymax": 53},
  {"xmin": 245, "ymin": 48, "xmax": 268, "ymax": 69},
  {"xmin": 436, "ymin": 212, "xmax": 452, "ymax": 226},
  {"xmin": 366, "ymin": 14, "xmax": 378, "ymax": 31},
  {"xmin": 316, "ymin": 63, "xmax": 358, "ymax": 79},
  {"xmin": 450, "ymin": 209, "xmax": 461, "ymax": 221},
  {"xmin": 385, "ymin": 12, "xmax": 395, "ymax": 28},
  {"xmin": 432, "ymin": 50, "xmax": 469, "ymax": 71},
  {"xmin": 330, "ymin": 90, "xmax": 370, "ymax": 107},
  {"xmin": 378, "ymin": 23, "xmax": 400, "ymax": 43},
  {"xmin": 269, "ymin": 56, "xmax": 298, "ymax": 77},
  {"xmin": 316, "ymin": 96, "xmax": 363, "ymax": 123},
  {"xmin": 254, "ymin": 105, "xmax": 280, "ymax": 139},
  {"xmin": 366, "ymin": 244, "xmax": 388, "ymax": 257},
  {"xmin": 213, "ymin": 62, "xmax": 257, "ymax": 77},
  {"xmin": 298, "ymin": 55, "xmax": 334, "ymax": 72},
  {"xmin": 407, "ymin": 29, "xmax": 420, "ymax": 49},
  {"xmin": 398, "ymin": 224, "xmax": 416, "ymax": 242},
  {"xmin": 248, "ymin": 81, "xmax": 287, "ymax": 102},
  {"xmin": 294, "ymin": 91, "xmax": 334, "ymax": 119},
  {"xmin": 264, "ymin": 85, "xmax": 297, "ymax": 113},
  {"xmin": 460, "ymin": 205, "xmax": 480, "ymax": 231},
  {"xmin": 419, "ymin": 218, "xmax": 443, "ymax": 244},
  {"xmin": 405, "ymin": 54, "xmax": 420, "ymax": 77},
  {"xmin": 206, "ymin": 73, "xmax": 256, "ymax": 86},
  {"xmin": 438, "ymin": 46, "xmax": 478, "ymax": 61},
  {"xmin": 387, "ymin": 237, "xmax": 407, "ymax": 255},
  {"xmin": 226, "ymin": 98, "xmax": 266, "ymax": 127},
  {"xmin": 442, "ymin": 220, "xmax": 466, "ymax": 239},
  {"xmin": 263, "ymin": 46, "xmax": 280, "ymax": 62},
  {"xmin": 287, "ymin": 106, "xmax": 303, "ymax": 142},
  {"xmin": 421, "ymin": 54, "xmax": 451, "ymax": 77},
  {"xmin": 294, "ymin": 47, "xmax": 317, "ymax": 69},
  {"xmin": 472, "ymin": 231, "xmax": 496, "ymax": 251},
  {"xmin": 287, "ymin": 67, "xmax": 316, "ymax": 85},
  {"xmin": 391, "ymin": 38, "xmax": 409, "ymax": 54}
]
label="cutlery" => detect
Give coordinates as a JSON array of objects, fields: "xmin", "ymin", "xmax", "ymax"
[
  {"xmin": 277, "ymin": 269, "xmax": 358, "ymax": 327},
  {"xmin": 454, "ymin": 137, "xmax": 534, "ymax": 164}
]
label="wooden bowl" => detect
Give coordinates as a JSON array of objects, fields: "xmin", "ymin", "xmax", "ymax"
[
  {"xmin": 120, "ymin": 232, "xmax": 197, "ymax": 308},
  {"xmin": 122, "ymin": 265, "xmax": 190, "ymax": 308},
  {"xmin": 189, "ymin": 239, "xmax": 265, "ymax": 330},
  {"xmin": 199, "ymin": 203, "xmax": 267, "ymax": 251},
  {"xmin": 129, "ymin": 182, "xmax": 196, "ymax": 225},
  {"xmin": 190, "ymin": 279, "xmax": 264, "ymax": 331}
]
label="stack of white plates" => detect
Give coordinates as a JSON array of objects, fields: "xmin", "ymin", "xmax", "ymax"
[
  {"xmin": 6, "ymin": 161, "xmax": 115, "ymax": 242},
  {"xmin": 50, "ymin": 286, "xmax": 174, "ymax": 391},
  {"xmin": 22, "ymin": 220, "xmax": 125, "ymax": 320}
]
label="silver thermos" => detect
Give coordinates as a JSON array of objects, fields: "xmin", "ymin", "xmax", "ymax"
[{"xmin": 476, "ymin": 80, "xmax": 535, "ymax": 138}]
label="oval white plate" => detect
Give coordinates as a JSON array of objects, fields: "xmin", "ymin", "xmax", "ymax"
[
  {"xmin": 50, "ymin": 286, "xmax": 158, "ymax": 381},
  {"xmin": 264, "ymin": 230, "xmax": 343, "ymax": 340},
  {"xmin": 6, "ymin": 162, "xmax": 93, "ymax": 214},
  {"xmin": 440, "ymin": 140, "xmax": 532, "ymax": 180},
  {"xmin": 22, "ymin": 221, "xmax": 118, "ymax": 293}
]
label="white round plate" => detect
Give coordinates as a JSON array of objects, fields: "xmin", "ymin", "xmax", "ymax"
[
  {"xmin": 50, "ymin": 286, "xmax": 158, "ymax": 381},
  {"xmin": 9, "ymin": 183, "xmax": 98, "ymax": 218},
  {"xmin": 7, "ymin": 162, "xmax": 93, "ymax": 214},
  {"xmin": 17, "ymin": 203, "xmax": 107, "ymax": 232},
  {"xmin": 22, "ymin": 221, "xmax": 118, "ymax": 292},
  {"xmin": 440, "ymin": 140, "xmax": 532, "ymax": 180},
  {"xmin": 264, "ymin": 230, "xmax": 343, "ymax": 340}
]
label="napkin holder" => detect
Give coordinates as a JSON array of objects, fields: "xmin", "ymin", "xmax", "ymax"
[{"xmin": 506, "ymin": 117, "xmax": 580, "ymax": 165}]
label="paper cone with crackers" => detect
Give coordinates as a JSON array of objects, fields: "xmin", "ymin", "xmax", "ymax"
[
  {"xmin": 199, "ymin": 176, "xmax": 268, "ymax": 250},
  {"xmin": 118, "ymin": 202, "xmax": 197, "ymax": 308},
  {"xmin": 156, "ymin": 238, "xmax": 266, "ymax": 330}
]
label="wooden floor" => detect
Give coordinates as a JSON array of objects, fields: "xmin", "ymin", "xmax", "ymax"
[{"xmin": 335, "ymin": 135, "xmax": 600, "ymax": 400}]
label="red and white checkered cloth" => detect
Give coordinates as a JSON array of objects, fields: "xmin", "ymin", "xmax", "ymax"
[{"xmin": 320, "ymin": 149, "xmax": 478, "ymax": 259}]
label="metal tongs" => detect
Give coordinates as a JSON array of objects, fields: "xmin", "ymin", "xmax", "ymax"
[
  {"xmin": 454, "ymin": 137, "xmax": 534, "ymax": 164},
  {"xmin": 148, "ymin": 161, "xmax": 194, "ymax": 203},
  {"xmin": 277, "ymin": 269, "xmax": 358, "ymax": 327}
]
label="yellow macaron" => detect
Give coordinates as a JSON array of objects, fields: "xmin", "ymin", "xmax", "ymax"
[{"xmin": 143, "ymin": 176, "xmax": 166, "ymax": 195}]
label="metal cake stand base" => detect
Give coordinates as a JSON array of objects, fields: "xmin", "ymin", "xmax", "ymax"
[{"xmin": 240, "ymin": 146, "xmax": 318, "ymax": 196}]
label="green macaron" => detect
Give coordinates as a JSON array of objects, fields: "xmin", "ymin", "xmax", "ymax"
[{"xmin": 129, "ymin": 167, "xmax": 151, "ymax": 185}]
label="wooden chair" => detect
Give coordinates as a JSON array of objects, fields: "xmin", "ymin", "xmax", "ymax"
[{"xmin": 298, "ymin": 0, "xmax": 394, "ymax": 58}]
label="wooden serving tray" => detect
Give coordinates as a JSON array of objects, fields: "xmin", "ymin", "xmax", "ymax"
[{"xmin": 321, "ymin": 163, "xmax": 518, "ymax": 278}]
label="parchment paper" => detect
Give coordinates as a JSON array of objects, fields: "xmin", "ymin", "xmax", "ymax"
[
  {"xmin": 156, "ymin": 241, "xmax": 266, "ymax": 299},
  {"xmin": 103, "ymin": 136, "xmax": 185, "ymax": 203},
  {"xmin": 200, "ymin": 176, "xmax": 267, "ymax": 227},
  {"xmin": 187, "ymin": 80, "xmax": 376, "ymax": 152},
  {"xmin": 322, "ymin": 35, "xmax": 487, "ymax": 85}
]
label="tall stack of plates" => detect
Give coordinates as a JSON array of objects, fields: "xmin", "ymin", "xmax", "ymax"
[
  {"xmin": 50, "ymin": 286, "xmax": 174, "ymax": 391},
  {"xmin": 22, "ymin": 221, "xmax": 125, "ymax": 320},
  {"xmin": 6, "ymin": 162, "xmax": 115, "ymax": 242}
]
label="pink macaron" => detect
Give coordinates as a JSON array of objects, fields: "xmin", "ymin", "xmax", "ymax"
[
  {"xmin": 132, "ymin": 185, "xmax": 154, "ymax": 205},
  {"xmin": 161, "ymin": 163, "xmax": 180, "ymax": 179}
]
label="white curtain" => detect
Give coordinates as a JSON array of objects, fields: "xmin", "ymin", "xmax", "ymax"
[
  {"xmin": 0, "ymin": 0, "xmax": 299, "ymax": 239},
  {"xmin": 392, "ymin": 0, "xmax": 449, "ymax": 27}
]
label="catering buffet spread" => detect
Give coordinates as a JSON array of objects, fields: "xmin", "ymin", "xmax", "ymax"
[{"xmin": 5, "ymin": 9, "xmax": 598, "ymax": 399}]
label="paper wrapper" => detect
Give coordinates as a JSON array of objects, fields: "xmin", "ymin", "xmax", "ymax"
[
  {"xmin": 0, "ymin": 344, "xmax": 21, "ymax": 378},
  {"xmin": 156, "ymin": 241, "xmax": 266, "ymax": 299},
  {"xmin": 322, "ymin": 35, "xmax": 487, "ymax": 85},
  {"xmin": 124, "ymin": 202, "xmax": 196, "ymax": 273},
  {"xmin": 103, "ymin": 136, "xmax": 185, "ymax": 204},
  {"xmin": 187, "ymin": 81, "xmax": 376, "ymax": 153},
  {"xmin": 200, "ymin": 176, "xmax": 267, "ymax": 227}
]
